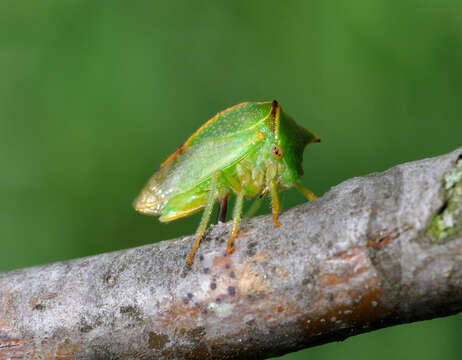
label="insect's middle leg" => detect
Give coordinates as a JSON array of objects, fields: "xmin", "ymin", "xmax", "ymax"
[
  {"xmin": 245, "ymin": 197, "xmax": 263, "ymax": 218},
  {"xmin": 186, "ymin": 172, "xmax": 219, "ymax": 265},
  {"xmin": 227, "ymin": 191, "xmax": 244, "ymax": 255}
]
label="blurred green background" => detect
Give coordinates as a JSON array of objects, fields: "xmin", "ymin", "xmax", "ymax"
[{"xmin": 1, "ymin": 0, "xmax": 461, "ymax": 358}]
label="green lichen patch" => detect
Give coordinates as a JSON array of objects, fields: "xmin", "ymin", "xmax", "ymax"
[{"xmin": 428, "ymin": 158, "xmax": 462, "ymax": 243}]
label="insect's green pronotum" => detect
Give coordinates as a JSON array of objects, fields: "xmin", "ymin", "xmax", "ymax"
[{"xmin": 133, "ymin": 101, "xmax": 320, "ymax": 264}]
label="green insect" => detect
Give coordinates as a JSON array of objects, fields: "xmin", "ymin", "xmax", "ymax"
[{"xmin": 133, "ymin": 101, "xmax": 320, "ymax": 265}]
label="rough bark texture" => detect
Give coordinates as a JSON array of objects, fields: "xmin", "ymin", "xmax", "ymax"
[{"xmin": 1, "ymin": 147, "xmax": 462, "ymax": 360}]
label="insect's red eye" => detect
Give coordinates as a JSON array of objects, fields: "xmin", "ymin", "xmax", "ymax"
[{"xmin": 270, "ymin": 145, "xmax": 283, "ymax": 159}]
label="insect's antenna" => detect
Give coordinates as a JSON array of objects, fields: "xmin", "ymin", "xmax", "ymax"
[{"xmin": 269, "ymin": 100, "xmax": 280, "ymax": 138}]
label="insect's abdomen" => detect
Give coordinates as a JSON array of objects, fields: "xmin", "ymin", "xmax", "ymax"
[
  {"xmin": 158, "ymin": 179, "xmax": 210, "ymax": 222},
  {"xmin": 220, "ymin": 161, "xmax": 265, "ymax": 197}
]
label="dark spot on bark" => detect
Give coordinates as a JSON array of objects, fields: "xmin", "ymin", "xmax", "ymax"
[
  {"xmin": 199, "ymin": 255, "xmax": 204, "ymax": 261},
  {"xmin": 103, "ymin": 263, "xmax": 127, "ymax": 287},
  {"xmin": 245, "ymin": 318, "xmax": 257, "ymax": 329},
  {"xmin": 210, "ymin": 282, "xmax": 217, "ymax": 290},
  {"xmin": 247, "ymin": 241, "xmax": 257, "ymax": 256},
  {"xmin": 216, "ymin": 297, "xmax": 221, "ymax": 303},
  {"xmin": 33, "ymin": 303, "xmax": 45, "ymax": 311},
  {"xmin": 225, "ymin": 263, "xmax": 230, "ymax": 269},
  {"xmin": 248, "ymin": 241, "xmax": 257, "ymax": 249},
  {"xmin": 187, "ymin": 293, "xmax": 193, "ymax": 299},
  {"xmin": 148, "ymin": 332, "xmax": 169, "ymax": 350},
  {"xmin": 79, "ymin": 316, "xmax": 103, "ymax": 334},
  {"xmin": 183, "ymin": 297, "xmax": 190, "ymax": 304},
  {"xmin": 185, "ymin": 326, "xmax": 206, "ymax": 345},
  {"xmin": 79, "ymin": 319, "xmax": 93, "ymax": 333},
  {"xmin": 228, "ymin": 286, "xmax": 236, "ymax": 296},
  {"xmin": 230, "ymin": 271, "xmax": 236, "ymax": 278},
  {"xmin": 203, "ymin": 267, "xmax": 210, "ymax": 274},
  {"xmin": 247, "ymin": 248, "xmax": 256, "ymax": 256},
  {"xmin": 103, "ymin": 272, "xmax": 116, "ymax": 287},
  {"xmin": 120, "ymin": 305, "xmax": 142, "ymax": 321}
]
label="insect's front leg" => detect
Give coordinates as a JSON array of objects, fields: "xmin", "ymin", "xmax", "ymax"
[
  {"xmin": 266, "ymin": 164, "xmax": 281, "ymax": 228},
  {"xmin": 294, "ymin": 182, "xmax": 317, "ymax": 201},
  {"xmin": 187, "ymin": 172, "xmax": 220, "ymax": 265},
  {"xmin": 269, "ymin": 180, "xmax": 281, "ymax": 228}
]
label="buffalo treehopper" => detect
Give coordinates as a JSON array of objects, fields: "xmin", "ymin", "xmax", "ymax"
[{"xmin": 133, "ymin": 101, "xmax": 320, "ymax": 265}]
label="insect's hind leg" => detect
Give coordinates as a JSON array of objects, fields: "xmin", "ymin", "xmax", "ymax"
[
  {"xmin": 216, "ymin": 194, "xmax": 229, "ymax": 223},
  {"xmin": 294, "ymin": 182, "xmax": 317, "ymax": 201},
  {"xmin": 227, "ymin": 191, "xmax": 244, "ymax": 255},
  {"xmin": 186, "ymin": 172, "xmax": 219, "ymax": 265}
]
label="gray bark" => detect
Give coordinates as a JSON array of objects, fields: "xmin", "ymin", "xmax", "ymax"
[{"xmin": 1, "ymin": 147, "xmax": 462, "ymax": 360}]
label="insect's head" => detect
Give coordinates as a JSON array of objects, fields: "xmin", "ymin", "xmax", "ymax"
[{"xmin": 270, "ymin": 100, "xmax": 320, "ymax": 183}]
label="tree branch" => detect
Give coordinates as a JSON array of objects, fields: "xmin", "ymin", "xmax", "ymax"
[{"xmin": 1, "ymin": 147, "xmax": 462, "ymax": 360}]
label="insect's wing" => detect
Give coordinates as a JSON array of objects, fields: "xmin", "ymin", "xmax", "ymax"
[
  {"xmin": 133, "ymin": 102, "xmax": 274, "ymax": 216},
  {"xmin": 167, "ymin": 131, "xmax": 263, "ymax": 193},
  {"xmin": 133, "ymin": 128, "xmax": 263, "ymax": 216}
]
